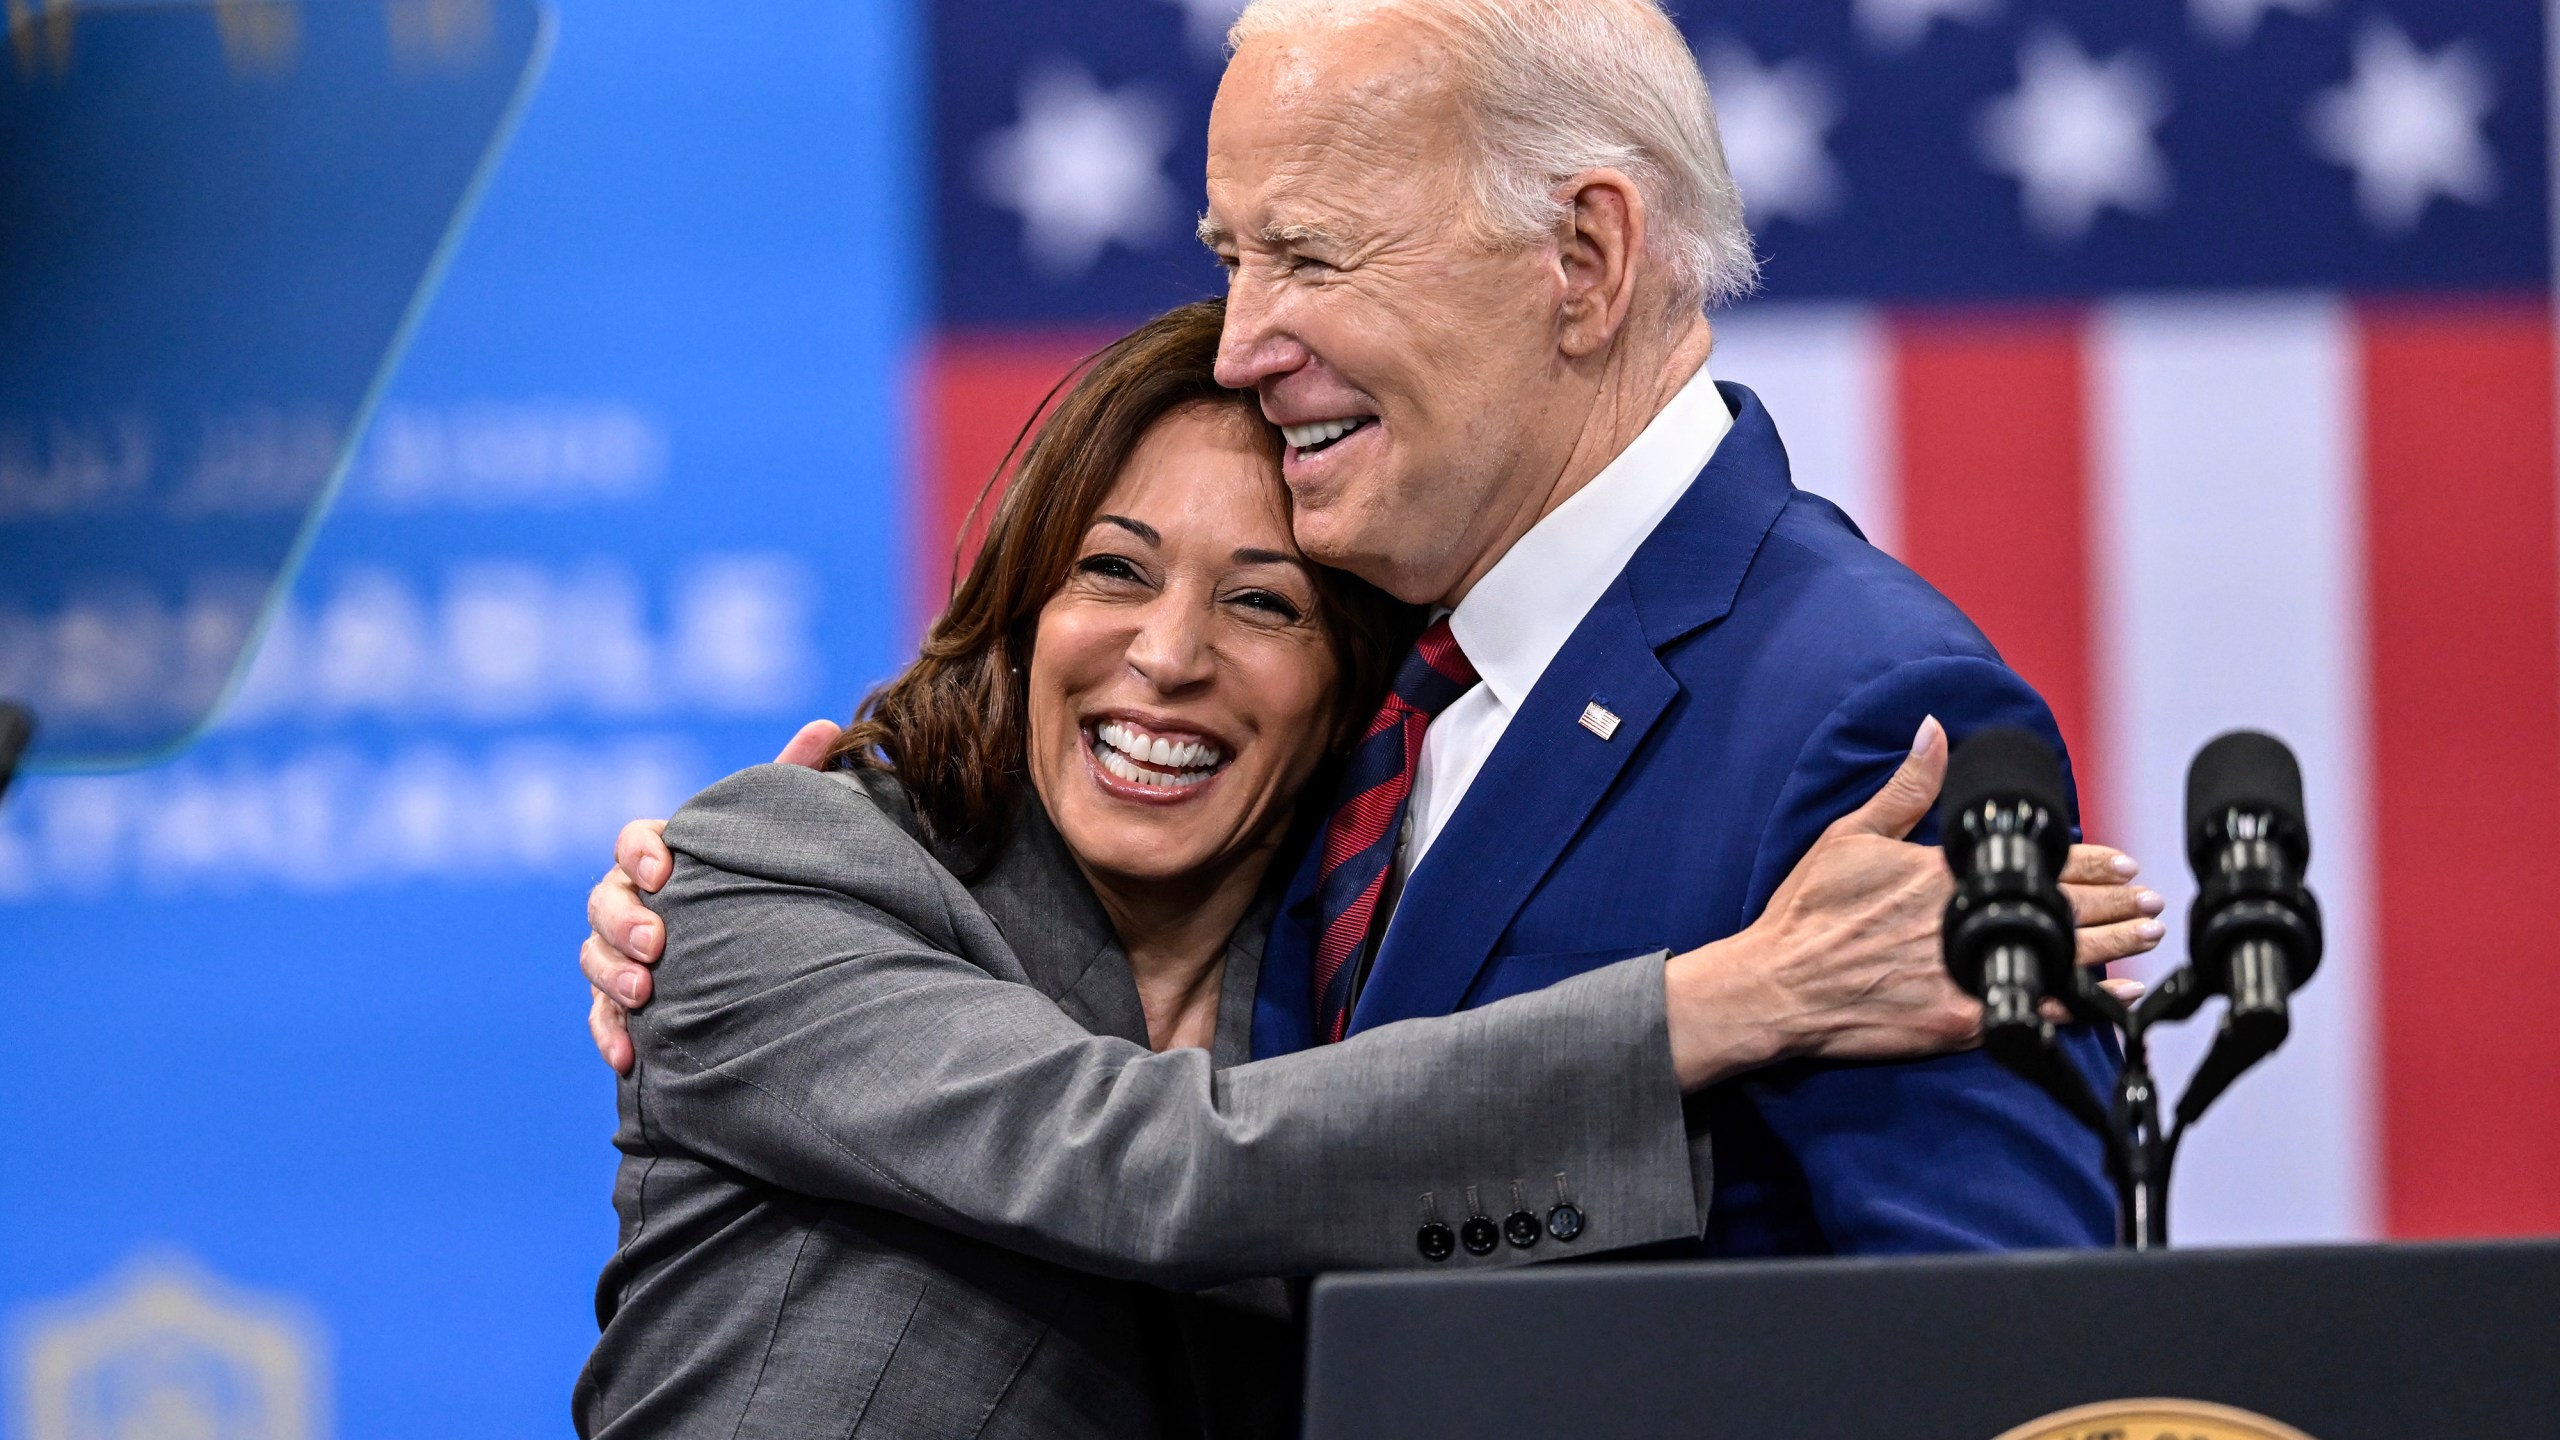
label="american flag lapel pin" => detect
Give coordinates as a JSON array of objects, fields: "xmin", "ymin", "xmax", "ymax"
[{"xmin": 1578, "ymin": 700, "xmax": 1621, "ymax": 741}]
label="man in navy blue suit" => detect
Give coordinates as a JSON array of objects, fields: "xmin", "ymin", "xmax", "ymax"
[
  {"xmin": 584, "ymin": 0, "xmax": 2168, "ymax": 1258},
  {"xmin": 1199, "ymin": 0, "xmax": 2155, "ymax": 1254}
]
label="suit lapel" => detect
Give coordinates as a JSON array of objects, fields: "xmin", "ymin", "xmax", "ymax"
[
  {"xmin": 1344, "ymin": 383, "xmax": 1798, "ymax": 1030},
  {"xmin": 967, "ymin": 799, "xmax": 1151, "ymax": 1047},
  {"xmin": 1349, "ymin": 588, "xmax": 1678, "ymax": 1029}
]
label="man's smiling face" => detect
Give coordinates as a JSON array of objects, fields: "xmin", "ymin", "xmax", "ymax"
[{"xmin": 1204, "ymin": 17, "xmax": 1577, "ymax": 606}]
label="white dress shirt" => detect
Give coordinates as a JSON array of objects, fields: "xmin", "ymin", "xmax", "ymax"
[{"xmin": 1399, "ymin": 360, "xmax": 1735, "ymax": 881}]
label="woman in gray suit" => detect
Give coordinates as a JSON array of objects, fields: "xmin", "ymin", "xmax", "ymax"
[{"xmin": 573, "ymin": 301, "xmax": 2153, "ymax": 1438}]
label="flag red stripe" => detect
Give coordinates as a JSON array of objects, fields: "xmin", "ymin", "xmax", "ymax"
[
  {"xmin": 916, "ymin": 332, "xmax": 1117, "ymax": 629},
  {"xmin": 2360, "ymin": 302, "xmax": 2560, "ymax": 1238},
  {"xmin": 1889, "ymin": 310, "xmax": 2109, "ymax": 833}
]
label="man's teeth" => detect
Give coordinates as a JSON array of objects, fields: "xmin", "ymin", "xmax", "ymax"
[
  {"xmin": 1094, "ymin": 722, "xmax": 1226, "ymax": 789},
  {"xmin": 1282, "ymin": 417, "xmax": 1369, "ymax": 451}
]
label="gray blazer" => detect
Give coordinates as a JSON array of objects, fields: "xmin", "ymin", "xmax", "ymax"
[{"xmin": 575, "ymin": 765, "xmax": 1713, "ymax": 1438}]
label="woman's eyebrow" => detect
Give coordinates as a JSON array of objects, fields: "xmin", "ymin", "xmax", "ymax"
[
  {"xmin": 1095, "ymin": 515, "xmax": 1159, "ymax": 545},
  {"xmin": 1231, "ymin": 548, "xmax": 1304, "ymax": 568}
]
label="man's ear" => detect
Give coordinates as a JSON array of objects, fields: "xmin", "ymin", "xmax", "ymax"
[{"xmin": 1555, "ymin": 170, "xmax": 1646, "ymax": 359}]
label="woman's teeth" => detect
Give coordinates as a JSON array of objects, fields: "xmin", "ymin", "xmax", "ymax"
[
  {"xmin": 1282, "ymin": 417, "xmax": 1371, "ymax": 454},
  {"xmin": 1093, "ymin": 722, "xmax": 1227, "ymax": 790}
]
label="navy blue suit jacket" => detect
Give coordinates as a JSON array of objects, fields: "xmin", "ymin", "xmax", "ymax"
[{"xmin": 1253, "ymin": 384, "xmax": 2116, "ymax": 1256}]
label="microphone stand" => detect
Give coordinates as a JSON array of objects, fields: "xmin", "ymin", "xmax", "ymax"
[
  {"xmin": 2107, "ymin": 980, "xmax": 2170, "ymax": 1250},
  {"xmin": 1956, "ymin": 730, "xmax": 2318, "ymax": 1251},
  {"xmin": 1976, "ymin": 974, "xmax": 2148, "ymax": 1246},
  {"xmin": 1997, "ymin": 963, "xmax": 2290, "ymax": 1251}
]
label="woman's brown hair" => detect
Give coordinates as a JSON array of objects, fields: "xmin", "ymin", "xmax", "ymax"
[{"xmin": 827, "ymin": 299, "xmax": 1421, "ymax": 860}]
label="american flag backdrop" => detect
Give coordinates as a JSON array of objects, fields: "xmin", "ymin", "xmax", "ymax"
[{"xmin": 925, "ymin": 0, "xmax": 2560, "ymax": 1244}]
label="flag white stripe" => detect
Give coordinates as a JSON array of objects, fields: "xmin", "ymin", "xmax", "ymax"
[{"xmin": 2092, "ymin": 295, "xmax": 2379, "ymax": 1244}]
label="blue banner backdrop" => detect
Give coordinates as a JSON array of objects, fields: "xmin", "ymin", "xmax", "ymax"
[{"xmin": 0, "ymin": 2, "xmax": 919, "ymax": 1433}]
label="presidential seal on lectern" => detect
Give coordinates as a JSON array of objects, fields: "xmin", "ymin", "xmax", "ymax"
[
  {"xmin": 10, "ymin": 1253, "xmax": 326, "ymax": 1440},
  {"xmin": 1996, "ymin": 1398, "xmax": 2317, "ymax": 1440}
]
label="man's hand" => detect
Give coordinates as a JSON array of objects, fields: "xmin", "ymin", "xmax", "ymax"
[
  {"xmin": 585, "ymin": 720, "xmax": 842, "ymax": 1074},
  {"xmin": 1662, "ymin": 718, "xmax": 2165, "ymax": 1091}
]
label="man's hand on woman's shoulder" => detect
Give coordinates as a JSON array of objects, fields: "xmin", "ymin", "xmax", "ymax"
[{"xmin": 584, "ymin": 719, "xmax": 842, "ymax": 1075}]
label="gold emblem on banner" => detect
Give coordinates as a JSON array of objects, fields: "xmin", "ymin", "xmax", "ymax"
[
  {"xmin": 1994, "ymin": 1398, "xmax": 2317, "ymax": 1440},
  {"xmin": 10, "ymin": 1252, "xmax": 328, "ymax": 1440}
]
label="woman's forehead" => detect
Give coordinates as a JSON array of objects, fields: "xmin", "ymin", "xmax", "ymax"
[{"xmin": 1096, "ymin": 404, "xmax": 1296, "ymax": 551}]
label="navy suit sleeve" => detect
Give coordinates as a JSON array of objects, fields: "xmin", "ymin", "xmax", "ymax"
[{"xmin": 1725, "ymin": 655, "xmax": 2119, "ymax": 1254}]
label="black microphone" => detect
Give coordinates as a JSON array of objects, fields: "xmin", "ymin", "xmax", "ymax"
[
  {"xmin": 2175, "ymin": 731, "xmax": 2323, "ymax": 1122},
  {"xmin": 2186, "ymin": 731, "xmax": 2323, "ymax": 1034},
  {"xmin": 1941, "ymin": 727, "xmax": 2079, "ymax": 1058}
]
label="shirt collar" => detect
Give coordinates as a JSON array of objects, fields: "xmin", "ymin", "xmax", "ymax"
[{"xmin": 1447, "ymin": 360, "xmax": 1734, "ymax": 711}]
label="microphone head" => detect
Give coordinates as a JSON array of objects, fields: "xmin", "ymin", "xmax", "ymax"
[
  {"xmin": 1942, "ymin": 726, "xmax": 2072, "ymax": 859},
  {"xmin": 1945, "ymin": 726, "xmax": 2069, "ymax": 817},
  {"xmin": 2185, "ymin": 730, "xmax": 2307, "ymax": 871}
]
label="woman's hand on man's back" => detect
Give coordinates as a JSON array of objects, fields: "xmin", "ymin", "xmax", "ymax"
[
  {"xmin": 1660, "ymin": 717, "xmax": 2162, "ymax": 1091},
  {"xmin": 584, "ymin": 720, "xmax": 843, "ymax": 1074}
]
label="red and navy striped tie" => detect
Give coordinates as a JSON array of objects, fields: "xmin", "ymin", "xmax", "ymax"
[{"xmin": 1310, "ymin": 617, "xmax": 1479, "ymax": 1043}]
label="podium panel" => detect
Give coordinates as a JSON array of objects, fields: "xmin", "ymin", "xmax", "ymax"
[{"xmin": 1304, "ymin": 1241, "xmax": 2560, "ymax": 1440}]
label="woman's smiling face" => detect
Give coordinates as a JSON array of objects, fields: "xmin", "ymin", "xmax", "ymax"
[{"xmin": 1026, "ymin": 401, "xmax": 1343, "ymax": 891}]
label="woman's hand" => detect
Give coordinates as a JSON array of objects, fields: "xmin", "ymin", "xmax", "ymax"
[
  {"xmin": 584, "ymin": 720, "xmax": 842, "ymax": 1074},
  {"xmin": 1661, "ymin": 718, "xmax": 2165, "ymax": 1091}
]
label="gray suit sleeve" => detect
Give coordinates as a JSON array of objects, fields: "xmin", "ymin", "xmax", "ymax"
[{"xmin": 626, "ymin": 765, "xmax": 1710, "ymax": 1291}]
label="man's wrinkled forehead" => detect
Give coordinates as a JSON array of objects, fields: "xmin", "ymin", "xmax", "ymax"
[{"xmin": 1204, "ymin": 22, "xmax": 1467, "ymax": 236}]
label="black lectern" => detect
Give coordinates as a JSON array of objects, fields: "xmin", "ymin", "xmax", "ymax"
[{"xmin": 1304, "ymin": 1241, "xmax": 2560, "ymax": 1439}]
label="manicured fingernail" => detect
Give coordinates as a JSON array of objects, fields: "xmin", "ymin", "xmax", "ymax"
[
  {"xmin": 631, "ymin": 922, "xmax": 656, "ymax": 953},
  {"xmin": 640, "ymin": 859, "xmax": 664, "ymax": 887},
  {"xmin": 617, "ymin": 973, "xmax": 644, "ymax": 1005},
  {"xmin": 2138, "ymin": 919, "xmax": 2166, "ymax": 941},
  {"xmin": 2111, "ymin": 854, "xmax": 2140, "ymax": 877},
  {"xmin": 2136, "ymin": 888, "xmax": 2166, "ymax": 916}
]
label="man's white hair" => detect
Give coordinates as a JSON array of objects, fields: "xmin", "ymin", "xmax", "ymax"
[{"xmin": 1227, "ymin": 0, "xmax": 1758, "ymax": 312}]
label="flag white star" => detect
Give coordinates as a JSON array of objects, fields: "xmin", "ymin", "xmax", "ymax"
[
  {"xmin": 1975, "ymin": 30, "xmax": 2173, "ymax": 243},
  {"xmin": 2306, "ymin": 21, "xmax": 2497, "ymax": 235},
  {"xmin": 1856, "ymin": 0, "xmax": 2001, "ymax": 52},
  {"xmin": 1161, "ymin": 0, "xmax": 1249, "ymax": 58},
  {"xmin": 1702, "ymin": 44, "xmax": 1845, "ymax": 225},
  {"xmin": 2189, "ymin": 0, "xmax": 2326, "ymax": 47},
  {"xmin": 977, "ymin": 62, "xmax": 1182, "ymax": 277}
]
